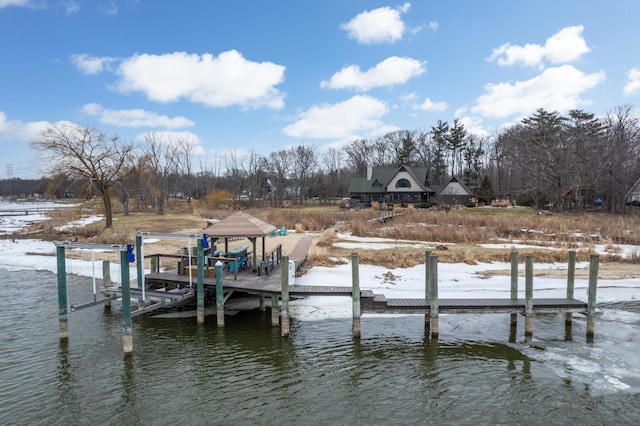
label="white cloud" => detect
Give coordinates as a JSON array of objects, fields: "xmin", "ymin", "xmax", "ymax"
[
  {"xmin": 0, "ymin": 0, "xmax": 31, "ymax": 8},
  {"xmin": 458, "ymin": 116, "xmax": 489, "ymax": 138},
  {"xmin": 136, "ymin": 131, "xmax": 204, "ymax": 155},
  {"xmin": 624, "ymin": 67, "xmax": 640, "ymax": 95},
  {"xmin": 0, "ymin": 112, "xmax": 70, "ymax": 141},
  {"xmin": 321, "ymin": 56, "xmax": 425, "ymax": 91},
  {"xmin": 428, "ymin": 21, "xmax": 438, "ymax": 31},
  {"xmin": 81, "ymin": 103, "xmax": 194, "ymax": 129},
  {"xmin": 114, "ymin": 50, "xmax": 286, "ymax": 109},
  {"xmin": 413, "ymin": 97, "xmax": 447, "ymax": 112},
  {"xmin": 341, "ymin": 3, "xmax": 410, "ymax": 44},
  {"xmin": 282, "ymin": 95, "xmax": 389, "ymax": 139},
  {"xmin": 489, "ymin": 25, "xmax": 589, "ymax": 67},
  {"xmin": 65, "ymin": 1, "xmax": 79, "ymax": 14},
  {"xmin": 100, "ymin": 1, "xmax": 117, "ymax": 15},
  {"xmin": 471, "ymin": 65, "xmax": 605, "ymax": 118},
  {"xmin": 70, "ymin": 54, "xmax": 117, "ymax": 75}
]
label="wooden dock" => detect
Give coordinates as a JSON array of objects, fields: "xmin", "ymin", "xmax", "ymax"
[
  {"xmin": 89, "ymin": 234, "xmax": 598, "ymax": 353},
  {"xmin": 142, "ymin": 269, "xmax": 588, "ymax": 315}
]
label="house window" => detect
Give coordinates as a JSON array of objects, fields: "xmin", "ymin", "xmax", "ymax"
[{"xmin": 396, "ymin": 178, "xmax": 411, "ymax": 188}]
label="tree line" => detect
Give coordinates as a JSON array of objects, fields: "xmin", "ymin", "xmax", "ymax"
[{"xmin": 27, "ymin": 104, "xmax": 640, "ymax": 227}]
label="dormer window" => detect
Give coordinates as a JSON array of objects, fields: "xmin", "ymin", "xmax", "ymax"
[
  {"xmin": 373, "ymin": 179, "xmax": 383, "ymax": 187},
  {"xmin": 396, "ymin": 178, "xmax": 411, "ymax": 188}
]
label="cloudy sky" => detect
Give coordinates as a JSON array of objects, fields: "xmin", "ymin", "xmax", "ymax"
[{"xmin": 1, "ymin": 0, "xmax": 640, "ymax": 178}]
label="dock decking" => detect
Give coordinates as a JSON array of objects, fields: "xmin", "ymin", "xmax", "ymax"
[{"xmin": 141, "ymin": 266, "xmax": 588, "ymax": 315}]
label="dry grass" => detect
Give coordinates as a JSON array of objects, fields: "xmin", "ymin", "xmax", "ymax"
[{"xmin": 14, "ymin": 199, "xmax": 640, "ymax": 269}]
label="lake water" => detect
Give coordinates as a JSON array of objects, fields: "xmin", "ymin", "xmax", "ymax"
[{"xmin": 2, "ymin": 269, "xmax": 640, "ymax": 425}]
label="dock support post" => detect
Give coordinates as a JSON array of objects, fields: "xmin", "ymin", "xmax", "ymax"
[
  {"xmin": 215, "ymin": 261, "xmax": 224, "ymax": 328},
  {"xmin": 196, "ymin": 238, "xmax": 205, "ymax": 325},
  {"xmin": 120, "ymin": 249, "xmax": 133, "ymax": 355},
  {"xmin": 565, "ymin": 251, "xmax": 576, "ymax": 325},
  {"xmin": 430, "ymin": 255, "xmax": 439, "ymax": 338},
  {"xmin": 150, "ymin": 256, "xmax": 158, "ymax": 273},
  {"xmin": 425, "ymin": 250, "xmax": 432, "ymax": 329},
  {"xmin": 525, "ymin": 255, "xmax": 534, "ymax": 337},
  {"xmin": 135, "ymin": 235, "xmax": 144, "ymax": 310},
  {"xmin": 56, "ymin": 246, "xmax": 68, "ymax": 341},
  {"xmin": 281, "ymin": 255, "xmax": 290, "ymax": 338},
  {"xmin": 103, "ymin": 260, "xmax": 111, "ymax": 287},
  {"xmin": 510, "ymin": 251, "xmax": 518, "ymax": 325},
  {"xmin": 586, "ymin": 254, "xmax": 599, "ymax": 338},
  {"xmin": 271, "ymin": 295, "xmax": 279, "ymax": 326},
  {"xmin": 103, "ymin": 260, "xmax": 111, "ymax": 309},
  {"xmin": 352, "ymin": 252, "xmax": 361, "ymax": 339},
  {"xmin": 259, "ymin": 295, "xmax": 266, "ymax": 312}
]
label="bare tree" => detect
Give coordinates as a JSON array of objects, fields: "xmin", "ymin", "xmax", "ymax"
[
  {"xmin": 141, "ymin": 132, "xmax": 182, "ymax": 214},
  {"xmin": 224, "ymin": 149, "xmax": 248, "ymax": 202},
  {"xmin": 601, "ymin": 105, "xmax": 640, "ymax": 212},
  {"xmin": 245, "ymin": 150, "xmax": 268, "ymax": 205},
  {"xmin": 267, "ymin": 149, "xmax": 292, "ymax": 206},
  {"xmin": 31, "ymin": 124, "xmax": 135, "ymax": 228},
  {"xmin": 323, "ymin": 147, "xmax": 343, "ymax": 201},
  {"xmin": 175, "ymin": 138, "xmax": 197, "ymax": 201},
  {"xmin": 343, "ymin": 139, "xmax": 373, "ymax": 175},
  {"xmin": 291, "ymin": 144, "xmax": 318, "ymax": 204}
]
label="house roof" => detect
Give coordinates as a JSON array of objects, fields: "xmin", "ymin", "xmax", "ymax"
[
  {"xmin": 442, "ymin": 176, "xmax": 472, "ymax": 195},
  {"xmin": 348, "ymin": 166, "xmax": 435, "ymax": 193},
  {"xmin": 202, "ymin": 211, "xmax": 277, "ymax": 238}
]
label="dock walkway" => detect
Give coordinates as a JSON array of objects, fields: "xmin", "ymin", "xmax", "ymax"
[{"xmin": 142, "ymin": 266, "xmax": 588, "ymax": 315}]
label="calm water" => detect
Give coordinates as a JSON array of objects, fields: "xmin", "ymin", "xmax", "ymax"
[{"xmin": 1, "ymin": 270, "xmax": 640, "ymax": 425}]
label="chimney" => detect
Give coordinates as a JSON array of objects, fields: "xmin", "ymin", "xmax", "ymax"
[{"xmin": 366, "ymin": 165, "xmax": 372, "ymax": 181}]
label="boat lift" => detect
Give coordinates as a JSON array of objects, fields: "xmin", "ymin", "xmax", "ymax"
[{"xmin": 55, "ymin": 241, "xmax": 136, "ymax": 354}]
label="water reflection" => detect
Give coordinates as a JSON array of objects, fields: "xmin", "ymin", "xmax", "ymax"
[{"xmin": 4, "ymin": 269, "xmax": 640, "ymax": 425}]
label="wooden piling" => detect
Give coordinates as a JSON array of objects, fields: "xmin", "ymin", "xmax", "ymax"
[
  {"xmin": 425, "ymin": 250, "xmax": 431, "ymax": 329},
  {"xmin": 510, "ymin": 251, "xmax": 518, "ymax": 325},
  {"xmin": 281, "ymin": 256, "xmax": 290, "ymax": 338},
  {"xmin": 352, "ymin": 252, "xmax": 361, "ymax": 338},
  {"xmin": 429, "ymin": 255, "xmax": 439, "ymax": 338},
  {"xmin": 215, "ymin": 261, "xmax": 224, "ymax": 328},
  {"xmin": 150, "ymin": 256, "xmax": 158, "ymax": 273},
  {"xmin": 120, "ymin": 250, "xmax": 133, "ymax": 355},
  {"xmin": 271, "ymin": 295, "xmax": 279, "ymax": 326},
  {"xmin": 565, "ymin": 251, "xmax": 576, "ymax": 324},
  {"xmin": 259, "ymin": 295, "xmax": 266, "ymax": 312},
  {"xmin": 135, "ymin": 235, "xmax": 144, "ymax": 310},
  {"xmin": 102, "ymin": 260, "xmax": 111, "ymax": 287},
  {"xmin": 196, "ymin": 238, "xmax": 205, "ymax": 325},
  {"xmin": 56, "ymin": 246, "xmax": 68, "ymax": 341},
  {"xmin": 587, "ymin": 254, "xmax": 599, "ymax": 338},
  {"xmin": 524, "ymin": 256, "xmax": 533, "ymax": 337},
  {"xmin": 102, "ymin": 260, "xmax": 111, "ymax": 309}
]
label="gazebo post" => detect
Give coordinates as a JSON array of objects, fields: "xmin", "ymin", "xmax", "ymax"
[{"xmin": 250, "ymin": 237, "xmax": 258, "ymax": 269}]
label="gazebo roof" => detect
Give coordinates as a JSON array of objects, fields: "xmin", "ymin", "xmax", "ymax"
[{"xmin": 202, "ymin": 211, "xmax": 277, "ymax": 238}]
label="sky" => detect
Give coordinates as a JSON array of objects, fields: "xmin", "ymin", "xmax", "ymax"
[{"xmin": 1, "ymin": 0, "xmax": 640, "ymax": 179}]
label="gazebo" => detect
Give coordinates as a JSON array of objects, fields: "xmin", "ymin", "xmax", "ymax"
[{"xmin": 202, "ymin": 211, "xmax": 278, "ymax": 267}]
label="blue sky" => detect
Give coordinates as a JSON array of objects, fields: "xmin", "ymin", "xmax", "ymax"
[{"xmin": 1, "ymin": 0, "xmax": 640, "ymax": 179}]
